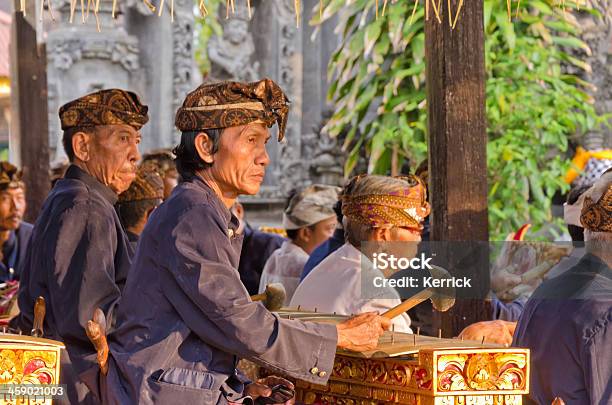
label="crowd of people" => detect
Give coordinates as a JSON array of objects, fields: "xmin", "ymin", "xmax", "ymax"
[{"xmin": 0, "ymin": 77, "xmax": 609, "ymax": 405}]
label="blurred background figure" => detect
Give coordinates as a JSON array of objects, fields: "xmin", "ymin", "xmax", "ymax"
[
  {"xmin": 512, "ymin": 170, "xmax": 611, "ymax": 405},
  {"xmin": 117, "ymin": 167, "xmax": 164, "ymax": 250},
  {"xmin": 231, "ymin": 201, "xmax": 284, "ymax": 295},
  {"xmin": 259, "ymin": 185, "xmax": 339, "ymax": 305},
  {"xmin": 300, "ymin": 200, "xmax": 344, "ymax": 282},
  {"xmin": 0, "ymin": 161, "xmax": 31, "ymax": 282},
  {"xmin": 49, "ymin": 159, "xmax": 70, "ymax": 188},
  {"xmin": 141, "ymin": 148, "xmax": 179, "ymax": 200}
]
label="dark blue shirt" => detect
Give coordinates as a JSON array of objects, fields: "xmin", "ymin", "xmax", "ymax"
[
  {"xmin": 300, "ymin": 227, "xmax": 345, "ymax": 281},
  {"xmin": 513, "ymin": 253, "xmax": 612, "ymax": 405},
  {"xmin": 12, "ymin": 165, "xmax": 133, "ymax": 375},
  {"xmin": 0, "ymin": 222, "xmax": 33, "ymax": 282},
  {"xmin": 102, "ymin": 175, "xmax": 338, "ymax": 404}
]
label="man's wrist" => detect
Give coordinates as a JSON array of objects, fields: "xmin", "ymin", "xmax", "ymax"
[{"xmin": 335, "ymin": 325, "xmax": 347, "ymax": 349}]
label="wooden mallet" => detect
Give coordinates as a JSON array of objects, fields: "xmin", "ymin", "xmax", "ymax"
[
  {"xmin": 251, "ymin": 283, "xmax": 286, "ymax": 311},
  {"xmin": 382, "ymin": 265, "xmax": 456, "ymax": 319}
]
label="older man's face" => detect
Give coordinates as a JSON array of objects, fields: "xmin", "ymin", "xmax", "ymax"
[
  {"xmin": 0, "ymin": 187, "xmax": 26, "ymax": 232},
  {"xmin": 85, "ymin": 124, "xmax": 141, "ymax": 194},
  {"xmin": 210, "ymin": 123, "xmax": 271, "ymax": 196}
]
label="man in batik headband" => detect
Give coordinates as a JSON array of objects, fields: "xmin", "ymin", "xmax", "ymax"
[
  {"xmin": 511, "ymin": 170, "xmax": 611, "ymax": 405},
  {"xmin": 12, "ymin": 88, "xmax": 148, "ymax": 404},
  {"xmin": 117, "ymin": 167, "xmax": 164, "ymax": 250},
  {"xmin": 140, "ymin": 148, "xmax": 179, "ymax": 199},
  {"xmin": 101, "ymin": 79, "xmax": 390, "ymax": 405},
  {"xmin": 0, "ymin": 162, "xmax": 32, "ymax": 282},
  {"xmin": 259, "ymin": 184, "xmax": 339, "ymax": 305},
  {"xmin": 292, "ymin": 174, "xmax": 431, "ymax": 333}
]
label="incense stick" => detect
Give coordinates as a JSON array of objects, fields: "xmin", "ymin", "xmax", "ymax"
[
  {"xmin": 409, "ymin": 0, "xmax": 419, "ymax": 25},
  {"xmin": 431, "ymin": 0, "xmax": 441, "ymax": 24},
  {"xmin": 70, "ymin": 0, "xmax": 77, "ymax": 23},
  {"xmin": 452, "ymin": 0, "xmax": 463, "ymax": 29},
  {"xmin": 48, "ymin": 0, "xmax": 56, "ymax": 21},
  {"xmin": 506, "ymin": 0, "xmax": 511, "ymax": 21}
]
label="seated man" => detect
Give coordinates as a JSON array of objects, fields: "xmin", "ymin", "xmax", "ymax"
[
  {"xmin": 231, "ymin": 201, "xmax": 284, "ymax": 295},
  {"xmin": 300, "ymin": 200, "xmax": 345, "ymax": 281},
  {"xmin": 0, "ymin": 162, "xmax": 32, "ymax": 282},
  {"xmin": 259, "ymin": 185, "xmax": 339, "ymax": 305},
  {"xmin": 116, "ymin": 167, "xmax": 164, "ymax": 250},
  {"xmin": 100, "ymin": 79, "xmax": 389, "ymax": 404},
  {"xmin": 512, "ymin": 171, "xmax": 611, "ymax": 405},
  {"xmin": 291, "ymin": 174, "xmax": 431, "ymax": 333}
]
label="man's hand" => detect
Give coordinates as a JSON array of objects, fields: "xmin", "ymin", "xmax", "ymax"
[
  {"xmin": 336, "ymin": 312, "xmax": 391, "ymax": 352},
  {"xmin": 244, "ymin": 376, "xmax": 295, "ymax": 405},
  {"xmin": 458, "ymin": 320, "xmax": 517, "ymax": 347},
  {"xmin": 490, "ymin": 265, "xmax": 522, "ymax": 294}
]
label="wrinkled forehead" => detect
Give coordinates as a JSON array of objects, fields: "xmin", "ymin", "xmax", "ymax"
[
  {"xmin": 224, "ymin": 122, "xmax": 271, "ymax": 137},
  {"xmin": 0, "ymin": 185, "xmax": 25, "ymax": 195},
  {"xmin": 93, "ymin": 124, "xmax": 141, "ymax": 138}
]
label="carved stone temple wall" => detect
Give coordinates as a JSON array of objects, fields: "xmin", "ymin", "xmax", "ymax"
[
  {"xmin": 574, "ymin": 3, "xmax": 612, "ymax": 150},
  {"xmin": 45, "ymin": 0, "xmax": 200, "ymax": 164},
  {"xmin": 206, "ymin": 0, "xmax": 345, "ymax": 226}
]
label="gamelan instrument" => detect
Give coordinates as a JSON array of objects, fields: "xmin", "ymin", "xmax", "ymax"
[
  {"xmin": 275, "ymin": 310, "xmax": 530, "ymax": 405},
  {"xmin": 0, "ymin": 297, "xmax": 65, "ymax": 405}
]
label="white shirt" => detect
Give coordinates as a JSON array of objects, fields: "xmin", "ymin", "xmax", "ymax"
[
  {"xmin": 290, "ymin": 243, "xmax": 412, "ymax": 333},
  {"xmin": 259, "ymin": 241, "xmax": 309, "ymax": 305}
]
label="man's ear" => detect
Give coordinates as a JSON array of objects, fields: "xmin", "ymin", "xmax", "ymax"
[
  {"xmin": 298, "ymin": 226, "xmax": 313, "ymax": 243},
  {"xmin": 72, "ymin": 131, "xmax": 92, "ymax": 162},
  {"xmin": 194, "ymin": 132, "xmax": 215, "ymax": 164}
]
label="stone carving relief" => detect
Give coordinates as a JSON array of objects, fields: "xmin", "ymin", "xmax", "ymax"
[
  {"xmin": 48, "ymin": 38, "xmax": 140, "ymax": 72},
  {"xmin": 570, "ymin": 3, "xmax": 612, "ymax": 149},
  {"xmin": 171, "ymin": 0, "xmax": 197, "ymax": 143},
  {"xmin": 302, "ymin": 111, "xmax": 346, "ymax": 187},
  {"xmin": 208, "ymin": 6, "xmax": 260, "ymax": 82},
  {"xmin": 274, "ymin": 0, "xmax": 306, "ymax": 197}
]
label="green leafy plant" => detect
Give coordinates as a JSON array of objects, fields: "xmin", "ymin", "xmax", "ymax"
[{"xmin": 314, "ymin": 0, "xmax": 607, "ymax": 239}]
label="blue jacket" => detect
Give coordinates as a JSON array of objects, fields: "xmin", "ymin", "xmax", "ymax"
[
  {"xmin": 513, "ymin": 254, "xmax": 611, "ymax": 405},
  {"xmin": 0, "ymin": 221, "xmax": 33, "ymax": 282},
  {"xmin": 101, "ymin": 175, "xmax": 337, "ymax": 404}
]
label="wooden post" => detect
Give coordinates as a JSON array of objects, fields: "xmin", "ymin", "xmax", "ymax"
[
  {"xmin": 10, "ymin": 0, "xmax": 50, "ymax": 223},
  {"xmin": 425, "ymin": 0, "xmax": 490, "ymax": 336}
]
